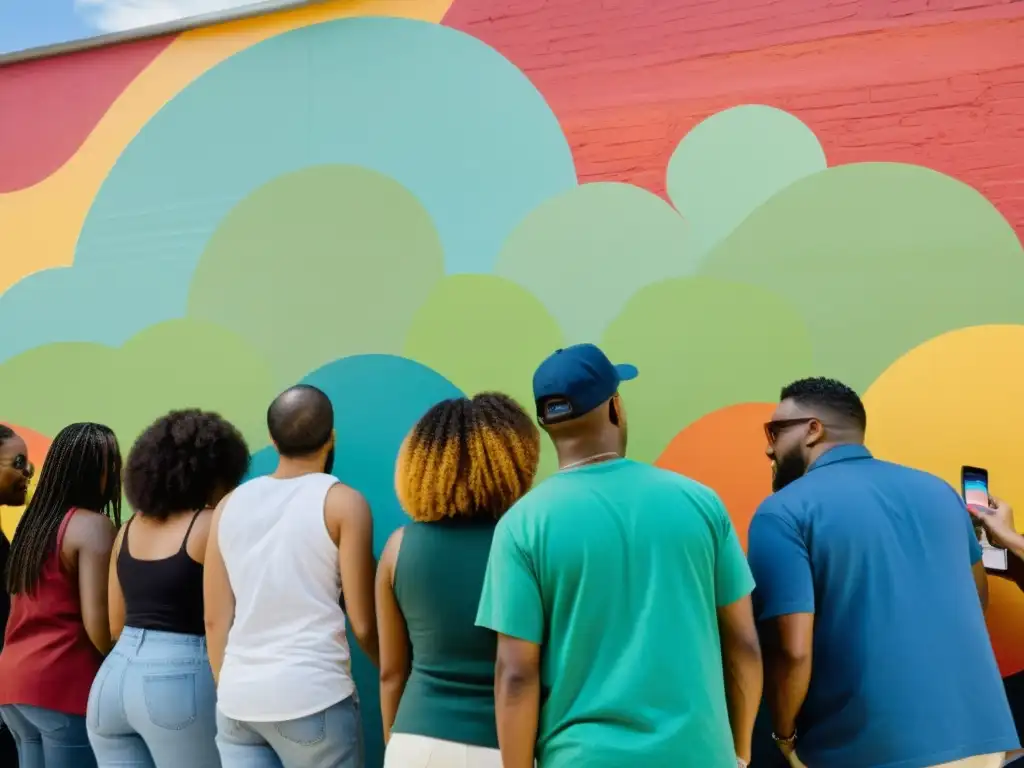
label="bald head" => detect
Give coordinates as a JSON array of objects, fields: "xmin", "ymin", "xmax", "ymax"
[{"xmin": 267, "ymin": 385, "xmax": 334, "ymax": 458}]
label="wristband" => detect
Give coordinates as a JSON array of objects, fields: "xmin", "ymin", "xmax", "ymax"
[
  {"xmin": 773, "ymin": 729, "xmax": 797, "ymax": 746},
  {"xmin": 737, "ymin": 759, "xmax": 749, "ymax": 768}
]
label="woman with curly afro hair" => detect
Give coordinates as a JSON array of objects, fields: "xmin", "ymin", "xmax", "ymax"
[
  {"xmin": 86, "ymin": 410, "xmax": 249, "ymax": 768},
  {"xmin": 376, "ymin": 392, "xmax": 540, "ymax": 768}
]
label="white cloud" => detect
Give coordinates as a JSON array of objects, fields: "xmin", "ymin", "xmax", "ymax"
[{"xmin": 75, "ymin": 0, "xmax": 266, "ymax": 33}]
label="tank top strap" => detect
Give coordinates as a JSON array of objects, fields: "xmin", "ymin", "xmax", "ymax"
[
  {"xmin": 180, "ymin": 508, "xmax": 204, "ymax": 554},
  {"xmin": 55, "ymin": 507, "xmax": 78, "ymax": 551}
]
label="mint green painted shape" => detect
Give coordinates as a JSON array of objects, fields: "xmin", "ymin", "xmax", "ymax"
[
  {"xmin": 187, "ymin": 165, "xmax": 445, "ymax": 386},
  {"xmin": 700, "ymin": 162, "xmax": 1024, "ymax": 392},
  {"xmin": 403, "ymin": 274, "xmax": 563, "ymax": 480},
  {"xmin": 667, "ymin": 105, "xmax": 827, "ymax": 259},
  {"xmin": 0, "ymin": 319, "xmax": 275, "ymax": 454},
  {"xmin": 494, "ymin": 182, "xmax": 692, "ymax": 343},
  {"xmin": 601, "ymin": 277, "xmax": 815, "ymax": 464}
]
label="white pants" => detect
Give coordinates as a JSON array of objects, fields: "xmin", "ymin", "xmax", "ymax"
[{"xmin": 384, "ymin": 734, "xmax": 503, "ymax": 768}]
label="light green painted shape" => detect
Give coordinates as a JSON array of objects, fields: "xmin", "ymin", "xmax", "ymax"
[
  {"xmin": 403, "ymin": 274, "xmax": 563, "ymax": 480},
  {"xmin": 0, "ymin": 319, "xmax": 275, "ymax": 454},
  {"xmin": 700, "ymin": 162, "xmax": 1024, "ymax": 392},
  {"xmin": 601, "ymin": 277, "xmax": 815, "ymax": 464},
  {"xmin": 187, "ymin": 165, "xmax": 445, "ymax": 386},
  {"xmin": 667, "ymin": 105, "xmax": 827, "ymax": 259},
  {"xmin": 494, "ymin": 182, "xmax": 692, "ymax": 343}
]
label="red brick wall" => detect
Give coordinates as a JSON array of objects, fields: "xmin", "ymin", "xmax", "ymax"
[{"xmin": 445, "ymin": 0, "xmax": 1024, "ymax": 238}]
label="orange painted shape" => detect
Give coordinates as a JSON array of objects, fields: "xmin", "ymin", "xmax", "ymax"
[
  {"xmin": 656, "ymin": 402, "xmax": 775, "ymax": 551},
  {"xmin": 0, "ymin": 423, "xmax": 52, "ymax": 538}
]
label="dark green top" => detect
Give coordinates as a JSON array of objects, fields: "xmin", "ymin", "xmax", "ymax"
[{"xmin": 392, "ymin": 518, "xmax": 499, "ymax": 749}]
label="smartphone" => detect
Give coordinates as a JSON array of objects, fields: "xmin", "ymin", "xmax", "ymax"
[{"xmin": 961, "ymin": 465, "xmax": 1009, "ymax": 571}]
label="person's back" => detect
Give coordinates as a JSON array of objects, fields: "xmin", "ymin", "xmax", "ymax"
[
  {"xmin": 217, "ymin": 472, "xmax": 353, "ymax": 719},
  {"xmin": 755, "ymin": 452, "xmax": 1017, "ymax": 766},
  {"xmin": 488, "ymin": 459, "xmax": 749, "ymax": 766},
  {"xmin": 0, "ymin": 508, "xmax": 106, "ymax": 715},
  {"xmin": 86, "ymin": 409, "xmax": 250, "ymax": 768},
  {"xmin": 393, "ymin": 520, "xmax": 499, "ymax": 744}
]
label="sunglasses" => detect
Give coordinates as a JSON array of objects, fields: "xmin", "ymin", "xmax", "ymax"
[
  {"xmin": 763, "ymin": 417, "xmax": 817, "ymax": 446},
  {"xmin": 0, "ymin": 454, "xmax": 34, "ymax": 479}
]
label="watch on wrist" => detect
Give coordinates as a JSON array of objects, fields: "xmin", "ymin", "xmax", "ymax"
[{"xmin": 736, "ymin": 758, "xmax": 749, "ymax": 768}]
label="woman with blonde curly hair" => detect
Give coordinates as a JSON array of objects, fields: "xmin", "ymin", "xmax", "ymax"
[{"xmin": 376, "ymin": 392, "xmax": 540, "ymax": 768}]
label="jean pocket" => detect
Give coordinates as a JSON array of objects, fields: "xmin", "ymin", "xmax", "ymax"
[
  {"xmin": 275, "ymin": 710, "xmax": 326, "ymax": 746},
  {"xmin": 143, "ymin": 672, "xmax": 197, "ymax": 731}
]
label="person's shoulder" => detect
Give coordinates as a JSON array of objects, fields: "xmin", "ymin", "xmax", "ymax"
[
  {"xmin": 65, "ymin": 508, "xmax": 116, "ymax": 551},
  {"xmin": 325, "ymin": 481, "xmax": 370, "ymax": 522},
  {"xmin": 753, "ymin": 485, "xmax": 802, "ymax": 522}
]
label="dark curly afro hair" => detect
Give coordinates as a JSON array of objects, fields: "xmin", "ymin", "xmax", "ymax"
[{"xmin": 125, "ymin": 409, "xmax": 250, "ymax": 519}]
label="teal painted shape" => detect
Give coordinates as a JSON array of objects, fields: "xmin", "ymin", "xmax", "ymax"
[
  {"xmin": 246, "ymin": 353, "xmax": 464, "ymax": 768},
  {"xmin": 0, "ymin": 17, "xmax": 576, "ymax": 364}
]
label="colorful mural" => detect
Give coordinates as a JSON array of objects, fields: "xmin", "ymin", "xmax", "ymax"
[{"xmin": 2, "ymin": 0, "xmax": 1024, "ymax": 764}]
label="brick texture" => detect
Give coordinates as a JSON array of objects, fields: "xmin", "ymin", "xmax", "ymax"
[{"xmin": 444, "ymin": 0, "xmax": 1024, "ymax": 239}]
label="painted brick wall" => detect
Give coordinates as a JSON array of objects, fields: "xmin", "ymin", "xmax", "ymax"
[{"xmin": 445, "ymin": 0, "xmax": 1024, "ymax": 238}]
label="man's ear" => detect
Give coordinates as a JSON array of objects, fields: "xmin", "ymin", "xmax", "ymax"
[{"xmin": 804, "ymin": 418, "xmax": 826, "ymax": 448}]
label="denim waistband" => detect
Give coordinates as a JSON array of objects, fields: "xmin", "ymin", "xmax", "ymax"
[{"xmin": 118, "ymin": 626, "xmax": 207, "ymax": 650}]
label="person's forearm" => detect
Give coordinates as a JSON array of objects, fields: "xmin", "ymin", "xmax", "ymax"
[
  {"xmin": 1000, "ymin": 530, "xmax": 1024, "ymax": 563},
  {"xmin": 723, "ymin": 645, "xmax": 763, "ymax": 762},
  {"xmin": 496, "ymin": 671, "xmax": 540, "ymax": 768},
  {"xmin": 356, "ymin": 626, "xmax": 381, "ymax": 669},
  {"xmin": 379, "ymin": 674, "xmax": 407, "ymax": 744},
  {"xmin": 766, "ymin": 652, "xmax": 811, "ymax": 738},
  {"xmin": 206, "ymin": 625, "xmax": 228, "ymax": 684}
]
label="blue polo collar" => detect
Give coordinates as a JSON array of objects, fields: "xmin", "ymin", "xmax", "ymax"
[{"xmin": 808, "ymin": 443, "xmax": 872, "ymax": 473}]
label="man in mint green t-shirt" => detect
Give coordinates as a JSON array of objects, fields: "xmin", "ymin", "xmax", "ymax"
[{"xmin": 476, "ymin": 343, "xmax": 762, "ymax": 768}]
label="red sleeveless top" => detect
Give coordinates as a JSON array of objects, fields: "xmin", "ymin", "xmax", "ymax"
[{"xmin": 0, "ymin": 508, "xmax": 104, "ymax": 715}]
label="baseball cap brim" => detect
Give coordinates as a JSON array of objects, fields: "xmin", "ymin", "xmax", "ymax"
[{"xmin": 616, "ymin": 363, "xmax": 639, "ymax": 382}]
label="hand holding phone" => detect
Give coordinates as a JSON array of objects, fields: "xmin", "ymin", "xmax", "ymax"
[{"xmin": 962, "ymin": 465, "xmax": 1009, "ymax": 571}]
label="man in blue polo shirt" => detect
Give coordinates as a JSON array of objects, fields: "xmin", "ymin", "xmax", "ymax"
[{"xmin": 747, "ymin": 376, "xmax": 1018, "ymax": 768}]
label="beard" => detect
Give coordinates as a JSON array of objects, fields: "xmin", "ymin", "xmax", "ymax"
[
  {"xmin": 323, "ymin": 446, "xmax": 336, "ymax": 475},
  {"xmin": 772, "ymin": 449, "xmax": 807, "ymax": 492}
]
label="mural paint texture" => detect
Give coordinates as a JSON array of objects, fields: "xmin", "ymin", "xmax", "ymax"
[{"xmin": 2, "ymin": 0, "xmax": 1023, "ymax": 764}]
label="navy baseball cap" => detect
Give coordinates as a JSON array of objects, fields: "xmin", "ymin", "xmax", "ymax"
[{"xmin": 533, "ymin": 343, "xmax": 638, "ymax": 424}]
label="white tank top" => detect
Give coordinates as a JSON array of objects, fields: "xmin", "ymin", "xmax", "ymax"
[{"xmin": 216, "ymin": 473, "xmax": 355, "ymax": 722}]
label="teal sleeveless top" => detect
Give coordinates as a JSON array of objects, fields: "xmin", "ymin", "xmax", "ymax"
[{"xmin": 391, "ymin": 518, "xmax": 499, "ymax": 749}]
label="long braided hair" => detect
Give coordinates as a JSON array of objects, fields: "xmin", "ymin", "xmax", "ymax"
[
  {"xmin": 396, "ymin": 392, "xmax": 540, "ymax": 522},
  {"xmin": 5, "ymin": 423, "xmax": 122, "ymax": 596}
]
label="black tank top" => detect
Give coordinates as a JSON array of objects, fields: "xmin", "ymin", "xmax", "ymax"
[{"xmin": 118, "ymin": 510, "xmax": 205, "ymax": 636}]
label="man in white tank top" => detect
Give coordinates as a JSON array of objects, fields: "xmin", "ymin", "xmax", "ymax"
[{"xmin": 205, "ymin": 385, "xmax": 379, "ymax": 768}]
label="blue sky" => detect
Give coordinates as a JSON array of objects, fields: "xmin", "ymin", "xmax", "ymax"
[{"xmin": 0, "ymin": 0, "xmax": 260, "ymax": 55}]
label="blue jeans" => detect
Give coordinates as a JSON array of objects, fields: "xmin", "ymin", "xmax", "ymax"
[
  {"xmin": 0, "ymin": 704, "xmax": 94, "ymax": 768},
  {"xmin": 87, "ymin": 627, "xmax": 219, "ymax": 767},
  {"xmin": 216, "ymin": 695, "xmax": 363, "ymax": 768}
]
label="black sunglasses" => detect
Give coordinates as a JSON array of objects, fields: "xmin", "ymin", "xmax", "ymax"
[
  {"xmin": 764, "ymin": 417, "xmax": 817, "ymax": 445},
  {"xmin": 1, "ymin": 454, "xmax": 34, "ymax": 478}
]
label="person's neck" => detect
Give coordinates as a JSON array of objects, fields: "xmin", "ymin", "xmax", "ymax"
[
  {"xmin": 554, "ymin": 437, "xmax": 622, "ymax": 471},
  {"xmin": 273, "ymin": 456, "xmax": 326, "ymax": 479},
  {"xmin": 806, "ymin": 438, "xmax": 862, "ymax": 467}
]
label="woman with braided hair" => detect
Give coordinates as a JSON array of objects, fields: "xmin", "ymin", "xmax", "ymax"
[
  {"xmin": 0, "ymin": 422, "xmax": 122, "ymax": 768},
  {"xmin": 377, "ymin": 392, "xmax": 540, "ymax": 768}
]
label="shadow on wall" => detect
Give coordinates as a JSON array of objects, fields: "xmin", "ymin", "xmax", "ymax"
[{"xmin": 1, "ymin": 15, "xmax": 1023, "ymax": 766}]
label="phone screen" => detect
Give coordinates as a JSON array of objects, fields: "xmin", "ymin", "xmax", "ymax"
[{"xmin": 961, "ymin": 465, "xmax": 1008, "ymax": 571}]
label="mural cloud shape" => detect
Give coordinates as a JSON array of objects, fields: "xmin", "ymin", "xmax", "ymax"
[{"xmin": 75, "ymin": 0, "xmax": 265, "ymax": 32}]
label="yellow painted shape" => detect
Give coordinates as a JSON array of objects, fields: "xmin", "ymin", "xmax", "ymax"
[
  {"xmin": 0, "ymin": 0, "xmax": 454, "ymax": 295},
  {"xmin": 864, "ymin": 324, "xmax": 1024, "ymax": 676}
]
